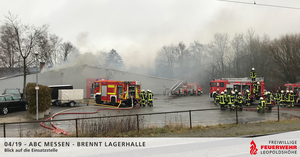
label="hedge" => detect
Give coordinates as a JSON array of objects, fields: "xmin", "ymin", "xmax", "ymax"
[{"xmin": 26, "ymin": 83, "xmax": 52, "ymax": 114}]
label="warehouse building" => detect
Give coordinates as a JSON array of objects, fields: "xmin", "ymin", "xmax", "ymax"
[{"xmin": 0, "ymin": 64, "xmax": 179, "ymax": 97}]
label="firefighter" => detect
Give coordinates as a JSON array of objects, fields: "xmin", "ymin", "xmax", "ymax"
[
  {"xmin": 279, "ymin": 90, "xmax": 285, "ymax": 107},
  {"xmin": 257, "ymin": 97, "xmax": 266, "ymax": 113},
  {"xmin": 285, "ymin": 90, "xmax": 290, "ymax": 108},
  {"xmin": 224, "ymin": 90, "xmax": 228, "ymax": 107},
  {"xmin": 147, "ymin": 90, "xmax": 153, "ymax": 107},
  {"xmin": 237, "ymin": 92, "xmax": 243, "ymax": 110},
  {"xmin": 219, "ymin": 92, "xmax": 226, "ymax": 109},
  {"xmin": 214, "ymin": 89, "xmax": 220, "ymax": 105},
  {"xmin": 228, "ymin": 91, "xmax": 235, "ymax": 110},
  {"xmin": 255, "ymin": 82, "xmax": 260, "ymax": 96},
  {"xmin": 290, "ymin": 91, "xmax": 295, "ymax": 108},
  {"xmin": 275, "ymin": 90, "xmax": 280, "ymax": 104},
  {"xmin": 234, "ymin": 89, "xmax": 238, "ymax": 106},
  {"xmin": 250, "ymin": 68, "xmax": 257, "ymax": 82},
  {"xmin": 140, "ymin": 90, "xmax": 146, "ymax": 107},
  {"xmin": 265, "ymin": 91, "xmax": 272, "ymax": 110},
  {"xmin": 245, "ymin": 89, "xmax": 251, "ymax": 106}
]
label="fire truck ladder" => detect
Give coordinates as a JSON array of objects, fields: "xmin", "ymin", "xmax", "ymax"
[{"xmin": 169, "ymin": 80, "xmax": 184, "ymax": 96}]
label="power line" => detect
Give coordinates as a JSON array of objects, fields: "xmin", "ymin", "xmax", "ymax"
[{"xmin": 218, "ymin": 0, "xmax": 300, "ymax": 10}]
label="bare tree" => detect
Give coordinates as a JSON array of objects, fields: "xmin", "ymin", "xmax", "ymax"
[
  {"xmin": 2, "ymin": 13, "xmax": 48, "ymax": 98},
  {"xmin": 268, "ymin": 33, "xmax": 300, "ymax": 83},
  {"xmin": 0, "ymin": 24, "xmax": 20, "ymax": 75},
  {"xmin": 37, "ymin": 33, "xmax": 62, "ymax": 66},
  {"xmin": 231, "ymin": 33, "xmax": 246, "ymax": 77},
  {"xmin": 154, "ymin": 45, "xmax": 177, "ymax": 78},
  {"xmin": 61, "ymin": 41, "xmax": 74, "ymax": 62},
  {"xmin": 208, "ymin": 33, "xmax": 230, "ymax": 78}
]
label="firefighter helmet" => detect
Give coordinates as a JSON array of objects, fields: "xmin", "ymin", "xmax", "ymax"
[
  {"xmin": 147, "ymin": 89, "xmax": 150, "ymax": 92},
  {"xmin": 149, "ymin": 90, "xmax": 152, "ymax": 92},
  {"xmin": 238, "ymin": 92, "xmax": 241, "ymax": 95},
  {"xmin": 217, "ymin": 89, "xmax": 219, "ymax": 91},
  {"xmin": 221, "ymin": 92, "xmax": 224, "ymax": 94},
  {"xmin": 252, "ymin": 68, "xmax": 255, "ymax": 70},
  {"xmin": 235, "ymin": 89, "xmax": 237, "ymax": 92},
  {"xmin": 246, "ymin": 90, "xmax": 249, "ymax": 92},
  {"xmin": 286, "ymin": 90, "xmax": 289, "ymax": 93},
  {"xmin": 260, "ymin": 97, "xmax": 263, "ymax": 100},
  {"xmin": 257, "ymin": 82, "xmax": 260, "ymax": 85},
  {"xmin": 231, "ymin": 91, "xmax": 235, "ymax": 94},
  {"xmin": 281, "ymin": 90, "xmax": 284, "ymax": 93},
  {"xmin": 291, "ymin": 91, "xmax": 293, "ymax": 93},
  {"xmin": 224, "ymin": 90, "xmax": 227, "ymax": 92},
  {"xmin": 142, "ymin": 89, "xmax": 145, "ymax": 92}
]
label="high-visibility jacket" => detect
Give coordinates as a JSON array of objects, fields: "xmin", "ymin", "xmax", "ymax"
[
  {"xmin": 285, "ymin": 94, "xmax": 290, "ymax": 102},
  {"xmin": 237, "ymin": 95, "xmax": 243, "ymax": 104},
  {"xmin": 290, "ymin": 93, "xmax": 295, "ymax": 102},
  {"xmin": 257, "ymin": 100, "xmax": 265, "ymax": 110},
  {"xmin": 245, "ymin": 92, "xmax": 251, "ymax": 100},
  {"xmin": 219, "ymin": 94, "xmax": 225, "ymax": 105},
  {"xmin": 265, "ymin": 94, "xmax": 271, "ymax": 105},
  {"xmin": 250, "ymin": 70, "xmax": 257, "ymax": 79},
  {"xmin": 148, "ymin": 92, "xmax": 153, "ymax": 101},
  {"xmin": 215, "ymin": 93, "xmax": 220, "ymax": 100},
  {"xmin": 227, "ymin": 94, "xmax": 234, "ymax": 105},
  {"xmin": 280, "ymin": 93, "xmax": 285, "ymax": 102},
  {"xmin": 140, "ymin": 92, "xmax": 146, "ymax": 100}
]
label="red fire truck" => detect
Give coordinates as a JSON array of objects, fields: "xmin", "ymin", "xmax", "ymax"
[
  {"xmin": 92, "ymin": 79, "xmax": 141, "ymax": 107},
  {"xmin": 170, "ymin": 82, "xmax": 202, "ymax": 96},
  {"xmin": 209, "ymin": 77, "xmax": 265, "ymax": 102},
  {"xmin": 187, "ymin": 83, "xmax": 203, "ymax": 96}
]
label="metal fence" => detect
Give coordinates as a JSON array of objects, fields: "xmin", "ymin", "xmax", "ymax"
[{"xmin": 0, "ymin": 105, "xmax": 285, "ymax": 138}]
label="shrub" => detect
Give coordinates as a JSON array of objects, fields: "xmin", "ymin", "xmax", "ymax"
[{"xmin": 26, "ymin": 83, "xmax": 52, "ymax": 114}]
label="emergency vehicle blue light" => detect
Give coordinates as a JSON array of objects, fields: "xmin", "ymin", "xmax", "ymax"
[
  {"xmin": 287, "ymin": 82, "xmax": 289, "ymax": 84},
  {"xmin": 213, "ymin": 79, "xmax": 215, "ymax": 81},
  {"xmin": 96, "ymin": 79, "xmax": 98, "ymax": 81}
]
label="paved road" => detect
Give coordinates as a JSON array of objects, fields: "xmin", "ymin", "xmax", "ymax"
[{"xmin": 0, "ymin": 94, "xmax": 299, "ymax": 137}]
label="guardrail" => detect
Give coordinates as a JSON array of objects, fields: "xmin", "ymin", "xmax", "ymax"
[{"xmin": 0, "ymin": 105, "xmax": 283, "ymax": 138}]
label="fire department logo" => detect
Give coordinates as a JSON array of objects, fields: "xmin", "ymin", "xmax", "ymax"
[{"xmin": 250, "ymin": 140, "xmax": 258, "ymax": 155}]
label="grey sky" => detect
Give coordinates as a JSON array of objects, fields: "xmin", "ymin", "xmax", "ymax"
[{"xmin": 1, "ymin": 0, "xmax": 300, "ymax": 67}]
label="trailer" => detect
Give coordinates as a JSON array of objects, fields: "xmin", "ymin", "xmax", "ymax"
[{"xmin": 49, "ymin": 85, "xmax": 83, "ymax": 107}]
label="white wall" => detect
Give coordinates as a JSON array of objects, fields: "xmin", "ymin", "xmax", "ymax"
[{"xmin": 0, "ymin": 65, "xmax": 180, "ymax": 97}]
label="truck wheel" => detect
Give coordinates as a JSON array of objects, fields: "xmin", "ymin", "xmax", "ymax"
[
  {"xmin": 2, "ymin": 107, "xmax": 8, "ymax": 115},
  {"xmin": 111, "ymin": 97, "xmax": 117, "ymax": 106},
  {"xmin": 69, "ymin": 101, "xmax": 76, "ymax": 107}
]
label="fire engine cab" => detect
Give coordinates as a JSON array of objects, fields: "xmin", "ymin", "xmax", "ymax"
[
  {"xmin": 209, "ymin": 77, "xmax": 265, "ymax": 101},
  {"xmin": 92, "ymin": 80, "xmax": 141, "ymax": 107}
]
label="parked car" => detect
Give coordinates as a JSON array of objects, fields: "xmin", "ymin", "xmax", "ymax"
[
  {"xmin": 2, "ymin": 88, "xmax": 22, "ymax": 100},
  {"xmin": 0, "ymin": 94, "xmax": 28, "ymax": 115}
]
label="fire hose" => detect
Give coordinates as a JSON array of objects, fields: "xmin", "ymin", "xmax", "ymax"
[{"xmin": 40, "ymin": 98, "xmax": 141, "ymax": 135}]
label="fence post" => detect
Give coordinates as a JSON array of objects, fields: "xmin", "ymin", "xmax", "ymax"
[
  {"xmin": 3, "ymin": 123, "xmax": 6, "ymax": 138},
  {"xmin": 236, "ymin": 107, "xmax": 238, "ymax": 124},
  {"xmin": 136, "ymin": 115, "xmax": 139, "ymax": 132},
  {"xmin": 189, "ymin": 110, "xmax": 192, "ymax": 129},
  {"xmin": 277, "ymin": 105, "xmax": 280, "ymax": 122},
  {"xmin": 75, "ymin": 119, "xmax": 78, "ymax": 137}
]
